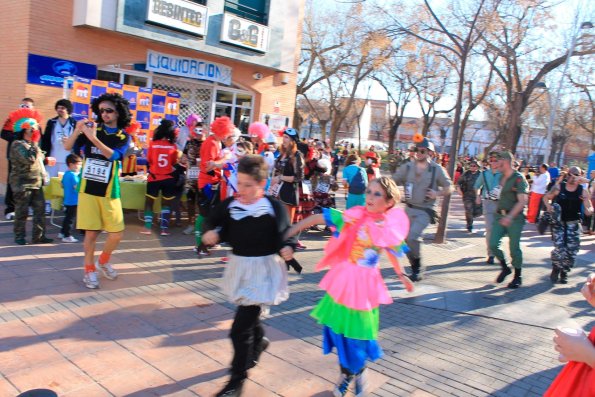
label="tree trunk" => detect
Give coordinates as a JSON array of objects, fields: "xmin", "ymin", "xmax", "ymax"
[
  {"xmin": 319, "ymin": 120, "xmax": 329, "ymax": 142},
  {"xmin": 506, "ymin": 94, "xmax": 524, "ymax": 153}
]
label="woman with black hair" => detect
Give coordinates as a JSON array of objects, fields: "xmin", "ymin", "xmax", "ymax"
[{"xmin": 141, "ymin": 119, "xmax": 179, "ymax": 236}]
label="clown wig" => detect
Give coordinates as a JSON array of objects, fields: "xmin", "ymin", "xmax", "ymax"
[
  {"xmin": 248, "ymin": 122, "xmax": 270, "ymax": 140},
  {"xmin": 125, "ymin": 120, "xmax": 141, "ymax": 135},
  {"xmin": 91, "ymin": 93, "xmax": 131, "ymax": 129},
  {"xmin": 210, "ymin": 116, "xmax": 235, "ymax": 139},
  {"xmin": 5, "ymin": 108, "xmax": 43, "ymax": 141},
  {"xmin": 186, "ymin": 114, "xmax": 203, "ymax": 126}
]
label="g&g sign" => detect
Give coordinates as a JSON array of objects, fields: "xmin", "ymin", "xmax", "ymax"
[{"xmin": 220, "ymin": 13, "xmax": 269, "ymax": 53}]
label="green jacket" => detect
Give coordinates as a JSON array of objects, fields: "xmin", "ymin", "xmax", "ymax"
[{"xmin": 9, "ymin": 139, "xmax": 44, "ymax": 192}]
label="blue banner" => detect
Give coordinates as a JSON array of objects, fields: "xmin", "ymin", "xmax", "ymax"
[{"xmin": 27, "ymin": 54, "xmax": 97, "ymax": 87}]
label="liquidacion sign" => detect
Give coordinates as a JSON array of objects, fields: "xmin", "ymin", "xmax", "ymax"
[{"xmin": 146, "ymin": 50, "xmax": 232, "ymax": 85}]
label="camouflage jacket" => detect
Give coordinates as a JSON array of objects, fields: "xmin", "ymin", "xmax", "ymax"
[{"xmin": 9, "ymin": 139, "xmax": 44, "ymax": 192}]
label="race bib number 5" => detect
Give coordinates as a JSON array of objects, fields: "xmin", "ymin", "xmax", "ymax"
[{"xmin": 82, "ymin": 158, "xmax": 113, "ymax": 184}]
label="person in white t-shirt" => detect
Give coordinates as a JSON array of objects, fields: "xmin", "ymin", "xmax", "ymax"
[
  {"xmin": 527, "ymin": 163, "xmax": 551, "ymax": 223},
  {"xmin": 41, "ymin": 99, "xmax": 77, "ymax": 177}
]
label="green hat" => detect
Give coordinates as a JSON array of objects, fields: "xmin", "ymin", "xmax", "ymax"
[{"xmin": 497, "ymin": 151, "xmax": 514, "ymax": 161}]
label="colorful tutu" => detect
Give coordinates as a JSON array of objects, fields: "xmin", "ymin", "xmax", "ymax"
[{"xmin": 319, "ymin": 261, "xmax": 392, "ymax": 311}]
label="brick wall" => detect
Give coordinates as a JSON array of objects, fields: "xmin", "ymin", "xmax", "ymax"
[{"xmin": 0, "ymin": 0, "xmax": 305, "ymax": 190}]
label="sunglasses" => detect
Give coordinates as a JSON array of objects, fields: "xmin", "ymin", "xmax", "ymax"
[
  {"xmin": 365, "ymin": 189, "xmax": 384, "ymax": 197},
  {"xmin": 98, "ymin": 108, "xmax": 116, "ymax": 114},
  {"xmin": 569, "ymin": 172, "xmax": 580, "ymax": 177},
  {"xmin": 19, "ymin": 104, "xmax": 32, "ymax": 109}
]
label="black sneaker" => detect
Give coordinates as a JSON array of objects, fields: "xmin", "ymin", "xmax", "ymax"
[
  {"xmin": 32, "ymin": 236, "xmax": 54, "ymax": 244},
  {"xmin": 216, "ymin": 376, "xmax": 245, "ymax": 397},
  {"xmin": 507, "ymin": 276, "xmax": 522, "ymax": 289},
  {"xmin": 487, "ymin": 256, "xmax": 495, "ymax": 264},
  {"xmin": 495, "ymin": 266, "xmax": 512, "ymax": 283},
  {"xmin": 15, "ymin": 238, "xmax": 27, "ymax": 245}
]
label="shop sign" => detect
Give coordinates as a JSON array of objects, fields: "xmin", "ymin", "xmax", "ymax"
[
  {"xmin": 220, "ymin": 13, "xmax": 269, "ymax": 53},
  {"xmin": 146, "ymin": 50, "xmax": 232, "ymax": 85},
  {"xmin": 27, "ymin": 54, "xmax": 96, "ymax": 87},
  {"xmin": 146, "ymin": 0, "xmax": 208, "ymax": 36}
]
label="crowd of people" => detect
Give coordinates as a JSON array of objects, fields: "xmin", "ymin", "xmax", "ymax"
[{"xmin": 2, "ymin": 94, "xmax": 595, "ymax": 396}]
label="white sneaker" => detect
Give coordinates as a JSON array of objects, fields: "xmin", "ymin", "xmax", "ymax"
[
  {"xmin": 96, "ymin": 260, "xmax": 118, "ymax": 280},
  {"xmin": 5, "ymin": 212, "xmax": 15, "ymax": 220},
  {"xmin": 62, "ymin": 236, "xmax": 78, "ymax": 243},
  {"xmin": 57, "ymin": 233, "xmax": 65, "ymax": 238},
  {"xmin": 83, "ymin": 272, "xmax": 99, "ymax": 289},
  {"xmin": 183, "ymin": 225, "xmax": 194, "ymax": 235}
]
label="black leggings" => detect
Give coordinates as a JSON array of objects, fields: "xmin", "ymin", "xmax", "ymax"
[{"xmin": 230, "ymin": 305, "xmax": 264, "ymax": 375}]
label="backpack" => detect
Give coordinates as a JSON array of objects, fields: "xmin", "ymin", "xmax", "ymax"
[{"xmin": 348, "ymin": 167, "xmax": 367, "ymax": 194}]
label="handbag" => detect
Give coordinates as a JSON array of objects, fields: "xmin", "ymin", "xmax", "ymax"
[{"xmin": 268, "ymin": 181, "xmax": 282, "ymax": 197}]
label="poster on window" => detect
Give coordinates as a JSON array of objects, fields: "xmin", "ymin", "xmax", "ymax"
[{"xmin": 70, "ymin": 76, "xmax": 180, "ymax": 147}]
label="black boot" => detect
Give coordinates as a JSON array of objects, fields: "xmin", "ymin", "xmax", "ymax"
[
  {"xmin": 487, "ymin": 256, "xmax": 495, "ymax": 264},
  {"xmin": 495, "ymin": 259, "xmax": 512, "ymax": 283},
  {"xmin": 559, "ymin": 270, "xmax": 568, "ymax": 284},
  {"xmin": 507, "ymin": 268, "xmax": 522, "ymax": 289},
  {"xmin": 550, "ymin": 267, "xmax": 560, "ymax": 283},
  {"xmin": 247, "ymin": 336, "xmax": 270, "ymax": 369},
  {"xmin": 216, "ymin": 372, "xmax": 246, "ymax": 397},
  {"xmin": 409, "ymin": 258, "xmax": 423, "ymax": 282}
]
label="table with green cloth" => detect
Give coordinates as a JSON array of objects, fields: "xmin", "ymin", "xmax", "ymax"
[{"xmin": 45, "ymin": 177, "xmax": 166, "ymax": 212}]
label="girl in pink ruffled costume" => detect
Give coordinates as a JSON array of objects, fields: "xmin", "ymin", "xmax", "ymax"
[{"xmin": 286, "ymin": 176, "xmax": 413, "ymax": 397}]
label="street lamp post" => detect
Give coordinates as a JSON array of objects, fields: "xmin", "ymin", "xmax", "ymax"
[{"xmin": 543, "ymin": 20, "xmax": 593, "ymax": 163}]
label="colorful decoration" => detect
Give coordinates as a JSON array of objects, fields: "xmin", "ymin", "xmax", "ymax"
[{"xmin": 413, "ymin": 133, "xmax": 424, "ymax": 143}]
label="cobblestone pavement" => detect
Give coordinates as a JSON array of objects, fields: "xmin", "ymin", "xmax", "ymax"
[{"xmin": 0, "ymin": 189, "xmax": 593, "ymax": 396}]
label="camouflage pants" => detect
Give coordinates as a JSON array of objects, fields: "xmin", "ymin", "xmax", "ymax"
[
  {"xmin": 13, "ymin": 188, "xmax": 46, "ymax": 241},
  {"xmin": 463, "ymin": 198, "xmax": 476, "ymax": 228},
  {"xmin": 551, "ymin": 222, "xmax": 581, "ymax": 271}
]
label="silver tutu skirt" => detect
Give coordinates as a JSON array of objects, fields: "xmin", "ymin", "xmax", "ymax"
[{"xmin": 222, "ymin": 253, "xmax": 289, "ymax": 306}]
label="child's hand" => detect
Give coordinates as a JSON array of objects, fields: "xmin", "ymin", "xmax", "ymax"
[
  {"xmin": 202, "ymin": 230, "xmax": 219, "ymax": 246},
  {"xmin": 553, "ymin": 328, "xmax": 592, "ymax": 364},
  {"xmin": 581, "ymin": 273, "xmax": 595, "ymax": 307},
  {"xmin": 280, "ymin": 246, "xmax": 293, "ymax": 261}
]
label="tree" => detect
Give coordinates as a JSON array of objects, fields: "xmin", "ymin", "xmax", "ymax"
[
  {"xmin": 480, "ymin": 0, "xmax": 595, "ymax": 153},
  {"xmin": 382, "ymin": 0, "xmax": 490, "ymax": 243}
]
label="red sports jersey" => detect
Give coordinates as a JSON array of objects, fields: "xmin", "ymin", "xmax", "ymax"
[
  {"xmin": 198, "ymin": 135, "xmax": 222, "ymax": 188},
  {"xmin": 147, "ymin": 139, "xmax": 178, "ymax": 182}
]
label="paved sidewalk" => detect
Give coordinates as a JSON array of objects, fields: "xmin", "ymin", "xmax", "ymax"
[{"xmin": 0, "ymin": 191, "xmax": 594, "ymax": 396}]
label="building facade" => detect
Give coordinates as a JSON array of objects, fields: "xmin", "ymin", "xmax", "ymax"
[{"xmin": 0, "ymin": 0, "xmax": 304, "ymax": 191}]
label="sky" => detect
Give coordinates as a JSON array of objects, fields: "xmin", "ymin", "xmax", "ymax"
[{"xmin": 308, "ymin": 0, "xmax": 594, "ymax": 120}]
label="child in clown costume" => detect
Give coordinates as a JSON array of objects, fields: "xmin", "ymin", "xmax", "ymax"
[{"xmin": 286, "ymin": 176, "xmax": 412, "ymax": 397}]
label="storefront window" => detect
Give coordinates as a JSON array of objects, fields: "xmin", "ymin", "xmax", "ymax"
[
  {"xmin": 124, "ymin": 75, "xmax": 148, "ymax": 87},
  {"xmin": 214, "ymin": 89, "xmax": 254, "ymax": 132},
  {"xmin": 224, "ymin": 0, "xmax": 269, "ymax": 25},
  {"xmin": 97, "ymin": 70, "xmax": 120, "ymax": 83},
  {"xmin": 216, "ymin": 91, "xmax": 234, "ymax": 104},
  {"xmin": 214, "ymin": 104, "xmax": 233, "ymax": 119},
  {"xmin": 235, "ymin": 93, "xmax": 252, "ymax": 107}
]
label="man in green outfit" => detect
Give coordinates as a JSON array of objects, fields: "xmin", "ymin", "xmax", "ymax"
[{"xmin": 489, "ymin": 150, "xmax": 529, "ymax": 288}]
